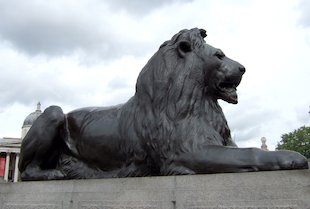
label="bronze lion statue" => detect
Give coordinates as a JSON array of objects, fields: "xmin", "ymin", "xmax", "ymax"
[{"xmin": 19, "ymin": 28, "xmax": 308, "ymax": 180}]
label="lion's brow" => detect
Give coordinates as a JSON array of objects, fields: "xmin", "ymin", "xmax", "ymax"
[{"xmin": 215, "ymin": 49, "xmax": 225, "ymax": 57}]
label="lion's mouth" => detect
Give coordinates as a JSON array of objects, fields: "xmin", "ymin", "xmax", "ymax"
[
  {"xmin": 217, "ymin": 79, "xmax": 241, "ymax": 104},
  {"xmin": 219, "ymin": 82, "xmax": 237, "ymax": 90}
]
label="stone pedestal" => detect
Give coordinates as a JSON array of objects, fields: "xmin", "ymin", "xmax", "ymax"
[{"xmin": 0, "ymin": 170, "xmax": 309, "ymax": 209}]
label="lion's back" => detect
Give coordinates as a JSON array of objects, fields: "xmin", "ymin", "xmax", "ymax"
[{"xmin": 65, "ymin": 105, "xmax": 126, "ymax": 158}]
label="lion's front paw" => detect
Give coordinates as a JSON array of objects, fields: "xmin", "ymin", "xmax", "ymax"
[{"xmin": 276, "ymin": 150, "xmax": 308, "ymax": 170}]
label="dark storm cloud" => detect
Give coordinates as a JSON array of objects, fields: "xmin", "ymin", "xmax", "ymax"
[
  {"xmin": 0, "ymin": 1, "xmax": 82, "ymax": 53},
  {"xmin": 0, "ymin": 0, "xmax": 187, "ymax": 59},
  {"xmin": 107, "ymin": 0, "xmax": 192, "ymax": 15},
  {"xmin": 0, "ymin": 1, "xmax": 103, "ymax": 56}
]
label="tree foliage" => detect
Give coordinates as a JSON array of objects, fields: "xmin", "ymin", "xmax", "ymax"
[{"xmin": 276, "ymin": 126, "xmax": 310, "ymax": 159}]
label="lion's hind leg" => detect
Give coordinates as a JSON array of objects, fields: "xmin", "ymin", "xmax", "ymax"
[
  {"xmin": 19, "ymin": 106, "xmax": 67, "ymax": 181},
  {"xmin": 59, "ymin": 155, "xmax": 118, "ymax": 179},
  {"xmin": 20, "ymin": 163, "xmax": 65, "ymax": 181}
]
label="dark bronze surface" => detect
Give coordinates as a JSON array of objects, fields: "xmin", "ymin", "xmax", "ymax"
[{"xmin": 19, "ymin": 28, "xmax": 308, "ymax": 180}]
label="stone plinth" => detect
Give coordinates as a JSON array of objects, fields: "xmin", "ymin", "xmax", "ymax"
[{"xmin": 0, "ymin": 170, "xmax": 309, "ymax": 209}]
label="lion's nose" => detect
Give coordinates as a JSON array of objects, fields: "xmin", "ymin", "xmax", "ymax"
[{"xmin": 239, "ymin": 66, "xmax": 246, "ymax": 74}]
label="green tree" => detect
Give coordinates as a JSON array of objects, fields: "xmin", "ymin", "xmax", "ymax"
[{"xmin": 276, "ymin": 126, "xmax": 310, "ymax": 159}]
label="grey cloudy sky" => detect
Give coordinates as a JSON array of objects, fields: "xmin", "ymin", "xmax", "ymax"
[{"xmin": 0, "ymin": 0, "xmax": 309, "ymax": 150}]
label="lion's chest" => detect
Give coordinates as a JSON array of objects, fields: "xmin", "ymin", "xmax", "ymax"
[{"xmin": 174, "ymin": 113, "xmax": 229, "ymax": 148}]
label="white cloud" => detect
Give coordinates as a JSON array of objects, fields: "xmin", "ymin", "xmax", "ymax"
[{"xmin": 0, "ymin": 0, "xmax": 309, "ymax": 151}]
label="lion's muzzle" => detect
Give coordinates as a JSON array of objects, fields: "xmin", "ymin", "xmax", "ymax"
[{"xmin": 217, "ymin": 61, "xmax": 245, "ymax": 104}]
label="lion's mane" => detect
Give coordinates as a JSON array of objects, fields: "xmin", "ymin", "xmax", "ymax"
[{"xmin": 120, "ymin": 28, "xmax": 232, "ymax": 174}]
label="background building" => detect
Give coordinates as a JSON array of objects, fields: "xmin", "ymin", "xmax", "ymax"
[{"xmin": 0, "ymin": 102, "xmax": 41, "ymax": 182}]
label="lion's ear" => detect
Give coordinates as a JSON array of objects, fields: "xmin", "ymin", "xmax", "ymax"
[
  {"xmin": 199, "ymin": 29, "xmax": 207, "ymax": 38},
  {"xmin": 177, "ymin": 41, "xmax": 192, "ymax": 57}
]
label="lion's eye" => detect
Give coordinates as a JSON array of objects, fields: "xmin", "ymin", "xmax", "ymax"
[{"xmin": 215, "ymin": 51, "xmax": 225, "ymax": 60}]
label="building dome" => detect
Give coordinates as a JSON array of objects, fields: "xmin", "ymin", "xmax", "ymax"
[
  {"xmin": 21, "ymin": 102, "xmax": 42, "ymax": 139},
  {"xmin": 23, "ymin": 102, "xmax": 42, "ymax": 126}
]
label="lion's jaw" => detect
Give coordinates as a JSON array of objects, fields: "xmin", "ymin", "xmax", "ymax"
[
  {"xmin": 208, "ymin": 58, "xmax": 245, "ymax": 104},
  {"xmin": 216, "ymin": 75, "xmax": 243, "ymax": 104}
]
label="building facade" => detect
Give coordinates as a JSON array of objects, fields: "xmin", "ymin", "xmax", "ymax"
[{"xmin": 0, "ymin": 103, "xmax": 42, "ymax": 182}]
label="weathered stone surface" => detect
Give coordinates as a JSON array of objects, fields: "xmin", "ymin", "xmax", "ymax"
[{"xmin": 1, "ymin": 170, "xmax": 309, "ymax": 209}]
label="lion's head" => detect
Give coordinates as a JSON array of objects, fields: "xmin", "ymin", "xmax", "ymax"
[
  {"xmin": 135, "ymin": 28, "xmax": 245, "ymax": 116},
  {"xmin": 124, "ymin": 28, "xmax": 246, "ymax": 173}
]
